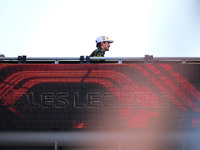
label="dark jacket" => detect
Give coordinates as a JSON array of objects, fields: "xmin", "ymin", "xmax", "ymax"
[{"xmin": 90, "ymin": 48, "xmax": 105, "ymax": 57}]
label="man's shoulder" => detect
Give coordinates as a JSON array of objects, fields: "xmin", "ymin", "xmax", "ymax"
[{"xmin": 90, "ymin": 48, "xmax": 104, "ymax": 57}]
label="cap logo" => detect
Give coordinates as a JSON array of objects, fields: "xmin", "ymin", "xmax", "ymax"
[{"xmin": 96, "ymin": 35, "xmax": 113, "ymax": 43}]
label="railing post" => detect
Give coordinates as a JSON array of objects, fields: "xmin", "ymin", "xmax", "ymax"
[
  {"xmin": 55, "ymin": 60, "xmax": 59, "ymax": 64},
  {"xmin": 54, "ymin": 141, "xmax": 58, "ymax": 150},
  {"xmin": 18, "ymin": 55, "xmax": 26, "ymax": 64},
  {"xmin": 118, "ymin": 59, "xmax": 122, "ymax": 64},
  {"xmin": 80, "ymin": 56, "xmax": 84, "ymax": 64},
  {"xmin": 86, "ymin": 56, "xmax": 90, "ymax": 64}
]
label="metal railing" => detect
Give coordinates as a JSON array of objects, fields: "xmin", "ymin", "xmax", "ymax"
[{"xmin": 0, "ymin": 55, "xmax": 200, "ymax": 64}]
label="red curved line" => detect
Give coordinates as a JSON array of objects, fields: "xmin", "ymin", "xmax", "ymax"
[
  {"xmin": 2, "ymin": 72, "xmax": 120, "ymax": 106},
  {"xmin": 0, "ymin": 70, "xmax": 87, "ymax": 90},
  {"xmin": 158, "ymin": 64, "xmax": 200, "ymax": 112},
  {"xmin": 127, "ymin": 64, "xmax": 187, "ymax": 111},
  {"xmin": 2, "ymin": 78, "xmax": 83, "ymax": 105},
  {"xmin": 1, "ymin": 68, "xmax": 162, "ymax": 109},
  {"xmin": 150, "ymin": 78, "xmax": 187, "ymax": 110},
  {"xmin": 160, "ymin": 75, "xmax": 200, "ymax": 112},
  {"xmin": 88, "ymin": 70, "xmax": 161, "ymax": 108},
  {"xmin": 0, "ymin": 70, "xmax": 122, "ymax": 96},
  {"xmin": 171, "ymin": 72, "xmax": 200, "ymax": 102},
  {"xmin": 1, "ymin": 70, "xmax": 132, "ymax": 102},
  {"xmin": 8, "ymin": 106, "xmax": 24, "ymax": 118},
  {"xmin": 0, "ymin": 70, "xmax": 88, "ymax": 99},
  {"xmin": 148, "ymin": 64, "xmax": 197, "ymax": 111}
]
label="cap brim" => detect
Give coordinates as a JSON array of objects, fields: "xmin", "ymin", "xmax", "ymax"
[{"xmin": 108, "ymin": 40, "xmax": 114, "ymax": 43}]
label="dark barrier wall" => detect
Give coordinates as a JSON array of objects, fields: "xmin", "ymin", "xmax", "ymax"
[{"xmin": 0, "ymin": 63, "xmax": 200, "ymax": 130}]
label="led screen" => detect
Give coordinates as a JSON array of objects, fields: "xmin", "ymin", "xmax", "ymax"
[{"xmin": 0, "ymin": 63, "xmax": 200, "ymax": 130}]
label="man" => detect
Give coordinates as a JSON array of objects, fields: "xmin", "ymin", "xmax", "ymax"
[
  {"xmin": 0, "ymin": 54, "xmax": 5, "ymax": 62},
  {"xmin": 0, "ymin": 54, "xmax": 5, "ymax": 57},
  {"xmin": 90, "ymin": 35, "xmax": 114, "ymax": 57}
]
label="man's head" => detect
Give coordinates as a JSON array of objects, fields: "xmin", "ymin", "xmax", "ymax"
[
  {"xmin": 0, "ymin": 54, "xmax": 5, "ymax": 57},
  {"xmin": 96, "ymin": 35, "xmax": 114, "ymax": 51}
]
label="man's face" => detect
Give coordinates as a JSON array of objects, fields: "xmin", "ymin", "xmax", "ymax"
[{"xmin": 101, "ymin": 42, "xmax": 110, "ymax": 51}]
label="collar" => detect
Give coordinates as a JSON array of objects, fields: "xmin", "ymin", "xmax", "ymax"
[{"xmin": 98, "ymin": 47, "xmax": 105, "ymax": 54}]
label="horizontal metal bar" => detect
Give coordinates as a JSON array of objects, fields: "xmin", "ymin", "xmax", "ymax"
[
  {"xmin": 90, "ymin": 57, "xmax": 200, "ymax": 61},
  {"xmin": 0, "ymin": 57, "xmax": 200, "ymax": 61},
  {"xmin": 0, "ymin": 57, "xmax": 80, "ymax": 60},
  {"xmin": 0, "ymin": 131, "xmax": 200, "ymax": 146},
  {"xmin": 89, "ymin": 57, "xmax": 144, "ymax": 61},
  {"xmin": 153, "ymin": 57, "xmax": 200, "ymax": 61}
]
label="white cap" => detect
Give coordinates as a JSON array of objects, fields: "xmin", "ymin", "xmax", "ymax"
[{"xmin": 96, "ymin": 35, "xmax": 114, "ymax": 43}]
